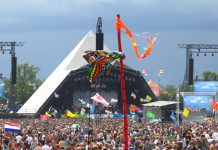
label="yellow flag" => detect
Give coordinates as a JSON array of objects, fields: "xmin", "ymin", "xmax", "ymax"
[
  {"xmin": 183, "ymin": 108, "xmax": 189, "ymax": 117},
  {"xmin": 45, "ymin": 112, "xmax": 51, "ymax": 117},
  {"xmin": 146, "ymin": 95, "xmax": 152, "ymax": 101}
]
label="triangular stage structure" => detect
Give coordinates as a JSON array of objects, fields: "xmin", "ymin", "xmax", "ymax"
[
  {"xmin": 18, "ymin": 31, "xmax": 157, "ymax": 115},
  {"xmin": 17, "ymin": 31, "xmax": 109, "ymax": 114}
]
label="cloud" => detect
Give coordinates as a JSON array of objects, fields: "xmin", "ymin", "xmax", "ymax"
[
  {"xmin": 190, "ymin": 100, "xmax": 197, "ymax": 103},
  {"xmin": 201, "ymin": 86, "xmax": 210, "ymax": 89},
  {"xmin": 200, "ymin": 101, "xmax": 207, "ymax": 103}
]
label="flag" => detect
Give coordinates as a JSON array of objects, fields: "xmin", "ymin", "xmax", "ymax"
[
  {"xmin": 142, "ymin": 69, "xmax": 149, "ymax": 76},
  {"xmin": 116, "ymin": 16, "xmax": 133, "ymax": 38},
  {"xmin": 183, "ymin": 108, "xmax": 189, "ymax": 117},
  {"xmin": 105, "ymin": 109, "xmax": 112, "ymax": 114},
  {"xmin": 146, "ymin": 111, "xmax": 156, "ymax": 119},
  {"xmin": 91, "ymin": 93, "xmax": 109, "ymax": 106},
  {"xmin": 187, "ymin": 105, "xmax": 194, "ymax": 112},
  {"xmin": 170, "ymin": 111, "xmax": 176, "ymax": 122},
  {"xmin": 129, "ymin": 104, "xmax": 135, "ymax": 114},
  {"xmin": 86, "ymin": 103, "xmax": 91, "ymax": 108},
  {"xmin": 90, "ymin": 105, "xmax": 95, "ymax": 114},
  {"xmin": 54, "ymin": 92, "xmax": 59, "ymax": 98},
  {"xmin": 134, "ymin": 105, "xmax": 142, "ymax": 113},
  {"xmin": 45, "ymin": 112, "xmax": 51, "ymax": 117},
  {"xmin": 131, "ymin": 92, "xmax": 137, "ymax": 99},
  {"xmin": 158, "ymin": 69, "xmax": 164, "ymax": 76},
  {"xmin": 80, "ymin": 108, "xmax": 86, "ymax": 115},
  {"xmin": 111, "ymin": 98, "xmax": 118, "ymax": 103},
  {"xmin": 211, "ymin": 101, "xmax": 218, "ymax": 110},
  {"xmin": 65, "ymin": 110, "xmax": 78, "ymax": 118},
  {"xmin": 146, "ymin": 95, "xmax": 152, "ymax": 101},
  {"xmin": 4, "ymin": 122, "xmax": 21, "ymax": 133},
  {"xmin": 40, "ymin": 115, "xmax": 50, "ymax": 121}
]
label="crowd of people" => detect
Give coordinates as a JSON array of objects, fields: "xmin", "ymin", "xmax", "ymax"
[{"xmin": 0, "ymin": 118, "xmax": 217, "ymax": 150}]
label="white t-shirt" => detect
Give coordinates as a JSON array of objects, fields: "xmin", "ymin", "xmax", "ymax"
[
  {"xmin": 16, "ymin": 135, "xmax": 23, "ymax": 143},
  {"xmin": 41, "ymin": 144, "xmax": 50, "ymax": 150},
  {"xmin": 212, "ymin": 132, "xmax": 218, "ymax": 141}
]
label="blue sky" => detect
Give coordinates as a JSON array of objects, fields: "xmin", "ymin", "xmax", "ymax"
[{"xmin": 0, "ymin": 0, "xmax": 218, "ymax": 86}]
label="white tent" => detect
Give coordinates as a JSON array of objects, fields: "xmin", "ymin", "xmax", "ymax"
[{"xmin": 17, "ymin": 31, "xmax": 110, "ymax": 114}]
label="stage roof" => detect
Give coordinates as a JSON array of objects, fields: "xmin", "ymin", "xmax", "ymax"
[{"xmin": 142, "ymin": 101, "xmax": 178, "ymax": 107}]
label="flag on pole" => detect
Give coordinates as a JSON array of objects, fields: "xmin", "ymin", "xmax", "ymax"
[
  {"xmin": 4, "ymin": 122, "xmax": 21, "ymax": 133},
  {"xmin": 187, "ymin": 105, "xmax": 195, "ymax": 112},
  {"xmin": 158, "ymin": 69, "xmax": 164, "ymax": 76},
  {"xmin": 146, "ymin": 111, "xmax": 156, "ymax": 119},
  {"xmin": 65, "ymin": 110, "xmax": 78, "ymax": 118},
  {"xmin": 105, "ymin": 109, "xmax": 112, "ymax": 114},
  {"xmin": 80, "ymin": 108, "xmax": 86, "ymax": 115},
  {"xmin": 170, "ymin": 111, "xmax": 176, "ymax": 122},
  {"xmin": 183, "ymin": 108, "xmax": 189, "ymax": 117},
  {"xmin": 91, "ymin": 93, "xmax": 109, "ymax": 106},
  {"xmin": 142, "ymin": 69, "xmax": 149, "ymax": 76}
]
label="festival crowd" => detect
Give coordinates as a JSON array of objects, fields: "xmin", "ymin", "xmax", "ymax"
[{"xmin": 0, "ymin": 118, "xmax": 217, "ymax": 150}]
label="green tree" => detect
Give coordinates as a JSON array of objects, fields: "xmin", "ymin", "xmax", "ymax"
[
  {"xmin": 5, "ymin": 63, "xmax": 42, "ymax": 104},
  {"xmin": 157, "ymin": 84, "xmax": 177, "ymax": 101},
  {"xmin": 202, "ymin": 71, "xmax": 218, "ymax": 81}
]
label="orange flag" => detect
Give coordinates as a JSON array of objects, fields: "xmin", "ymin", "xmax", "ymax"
[
  {"xmin": 115, "ymin": 16, "xmax": 154, "ymax": 60},
  {"xmin": 211, "ymin": 101, "xmax": 218, "ymax": 111},
  {"xmin": 116, "ymin": 16, "xmax": 132, "ymax": 38}
]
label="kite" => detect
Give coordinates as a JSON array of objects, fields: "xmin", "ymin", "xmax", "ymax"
[
  {"xmin": 116, "ymin": 16, "xmax": 157, "ymax": 60},
  {"xmin": 83, "ymin": 50, "xmax": 125, "ymax": 82}
]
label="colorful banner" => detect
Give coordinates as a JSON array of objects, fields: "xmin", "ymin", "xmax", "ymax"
[{"xmin": 183, "ymin": 96, "xmax": 213, "ymax": 114}]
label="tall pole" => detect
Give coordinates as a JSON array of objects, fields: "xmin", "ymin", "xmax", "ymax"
[{"xmin": 116, "ymin": 14, "xmax": 128, "ymax": 150}]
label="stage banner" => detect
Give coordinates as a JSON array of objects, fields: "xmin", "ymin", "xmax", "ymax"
[
  {"xmin": 0, "ymin": 79, "xmax": 5, "ymax": 97},
  {"xmin": 183, "ymin": 95, "xmax": 213, "ymax": 115},
  {"xmin": 194, "ymin": 81, "xmax": 218, "ymax": 92}
]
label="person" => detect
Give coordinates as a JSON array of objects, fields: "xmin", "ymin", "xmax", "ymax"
[
  {"xmin": 41, "ymin": 141, "xmax": 50, "ymax": 150},
  {"xmin": 34, "ymin": 143, "xmax": 42, "ymax": 150},
  {"xmin": 209, "ymin": 140, "xmax": 216, "ymax": 150}
]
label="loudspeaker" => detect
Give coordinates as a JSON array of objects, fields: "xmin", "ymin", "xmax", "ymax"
[
  {"xmin": 96, "ymin": 33, "xmax": 104, "ymax": 50},
  {"xmin": 11, "ymin": 56, "xmax": 17, "ymax": 84},
  {"xmin": 188, "ymin": 58, "xmax": 194, "ymax": 85}
]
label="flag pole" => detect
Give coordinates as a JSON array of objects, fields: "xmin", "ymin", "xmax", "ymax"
[{"xmin": 116, "ymin": 14, "xmax": 129, "ymax": 150}]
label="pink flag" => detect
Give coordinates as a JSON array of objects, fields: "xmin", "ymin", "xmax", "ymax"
[
  {"xmin": 40, "ymin": 115, "xmax": 50, "ymax": 121},
  {"xmin": 142, "ymin": 69, "xmax": 149, "ymax": 76},
  {"xmin": 91, "ymin": 93, "xmax": 109, "ymax": 106}
]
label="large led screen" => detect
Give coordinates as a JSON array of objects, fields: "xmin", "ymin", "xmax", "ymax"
[
  {"xmin": 0, "ymin": 79, "xmax": 5, "ymax": 97},
  {"xmin": 183, "ymin": 96, "xmax": 213, "ymax": 114},
  {"xmin": 194, "ymin": 81, "xmax": 218, "ymax": 92}
]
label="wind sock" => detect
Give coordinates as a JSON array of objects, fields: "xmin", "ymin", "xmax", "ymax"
[
  {"xmin": 183, "ymin": 108, "xmax": 189, "ymax": 117},
  {"xmin": 146, "ymin": 111, "xmax": 156, "ymax": 119},
  {"xmin": 116, "ymin": 16, "xmax": 156, "ymax": 60},
  {"xmin": 91, "ymin": 93, "xmax": 109, "ymax": 106},
  {"xmin": 65, "ymin": 110, "xmax": 78, "ymax": 118}
]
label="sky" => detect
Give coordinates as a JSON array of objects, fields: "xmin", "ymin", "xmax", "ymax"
[{"xmin": 0, "ymin": 0, "xmax": 218, "ymax": 86}]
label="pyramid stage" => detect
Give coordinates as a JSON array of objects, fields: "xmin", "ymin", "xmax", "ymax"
[{"xmin": 17, "ymin": 31, "xmax": 157, "ymax": 116}]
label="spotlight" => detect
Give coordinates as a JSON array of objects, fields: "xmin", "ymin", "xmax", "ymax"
[
  {"xmin": 198, "ymin": 49, "xmax": 200, "ymax": 52},
  {"xmin": 204, "ymin": 53, "xmax": 206, "ymax": 56},
  {"xmin": 197, "ymin": 53, "xmax": 199, "ymax": 56},
  {"xmin": 212, "ymin": 53, "xmax": 214, "ymax": 56}
]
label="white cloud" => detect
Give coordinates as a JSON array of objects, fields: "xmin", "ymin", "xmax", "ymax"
[
  {"xmin": 190, "ymin": 100, "xmax": 197, "ymax": 103},
  {"xmin": 200, "ymin": 101, "xmax": 206, "ymax": 103}
]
